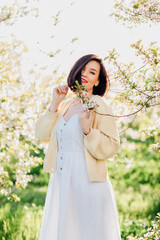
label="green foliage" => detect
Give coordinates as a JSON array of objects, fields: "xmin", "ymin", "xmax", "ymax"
[
  {"xmin": 0, "ymin": 201, "xmax": 43, "ymax": 240},
  {"xmin": 0, "ymin": 0, "xmax": 160, "ymax": 239},
  {"xmin": 1, "ymin": 129, "xmax": 160, "ymax": 239}
]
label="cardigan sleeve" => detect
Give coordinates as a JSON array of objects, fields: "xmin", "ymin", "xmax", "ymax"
[
  {"xmin": 83, "ymin": 99, "xmax": 120, "ymax": 160},
  {"xmin": 35, "ymin": 100, "xmax": 67, "ymax": 141}
]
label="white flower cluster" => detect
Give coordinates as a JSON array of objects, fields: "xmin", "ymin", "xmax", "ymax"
[
  {"xmin": 124, "ymin": 157, "xmax": 133, "ymax": 169},
  {"xmin": 79, "ymin": 90, "xmax": 99, "ymax": 111},
  {"xmin": 127, "ymin": 214, "xmax": 160, "ymax": 239},
  {"xmin": 82, "ymin": 100, "xmax": 99, "ymax": 111}
]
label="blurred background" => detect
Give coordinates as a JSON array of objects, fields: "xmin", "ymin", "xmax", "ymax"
[{"xmin": 0, "ymin": 0, "xmax": 160, "ymax": 239}]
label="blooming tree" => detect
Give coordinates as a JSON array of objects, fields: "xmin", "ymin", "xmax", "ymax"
[
  {"xmin": 109, "ymin": 0, "xmax": 160, "ymax": 28},
  {"xmin": 104, "ymin": 0, "xmax": 160, "ymax": 153},
  {"xmin": 0, "ymin": 1, "xmax": 77, "ymax": 202},
  {"xmin": 107, "ymin": 1, "xmax": 160, "ymax": 239}
]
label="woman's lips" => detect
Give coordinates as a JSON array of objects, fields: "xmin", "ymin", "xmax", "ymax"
[{"xmin": 81, "ymin": 78, "xmax": 88, "ymax": 83}]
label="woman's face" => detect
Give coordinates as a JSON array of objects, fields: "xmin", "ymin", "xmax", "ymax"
[{"xmin": 81, "ymin": 60, "xmax": 100, "ymax": 95}]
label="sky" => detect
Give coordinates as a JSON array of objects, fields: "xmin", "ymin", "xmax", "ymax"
[{"xmin": 1, "ymin": 0, "xmax": 160, "ymax": 90}]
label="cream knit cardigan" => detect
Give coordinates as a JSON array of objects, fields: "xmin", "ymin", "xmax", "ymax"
[{"xmin": 35, "ymin": 95, "xmax": 120, "ymax": 182}]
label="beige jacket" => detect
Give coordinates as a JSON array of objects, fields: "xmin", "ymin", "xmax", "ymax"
[{"xmin": 35, "ymin": 95, "xmax": 120, "ymax": 182}]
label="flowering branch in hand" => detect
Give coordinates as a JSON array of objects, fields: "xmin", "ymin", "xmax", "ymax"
[
  {"xmin": 71, "ymin": 80, "xmax": 99, "ymax": 111},
  {"xmin": 71, "ymin": 80, "xmax": 158, "ymax": 119}
]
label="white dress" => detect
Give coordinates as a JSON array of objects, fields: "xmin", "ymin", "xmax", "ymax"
[{"xmin": 39, "ymin": 114, "xmax": 121, "ymax": 240}]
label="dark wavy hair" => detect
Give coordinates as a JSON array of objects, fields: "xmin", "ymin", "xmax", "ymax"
[{"xmin": 67, "ymin": 54, "xmax": 110, "ymax": 97}]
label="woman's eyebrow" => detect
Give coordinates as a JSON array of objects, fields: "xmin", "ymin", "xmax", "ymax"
[{"xmin": 90, "ymin": 68, "xmax": 97, "ymax": 72}]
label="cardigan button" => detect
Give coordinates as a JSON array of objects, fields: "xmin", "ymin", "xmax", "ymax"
[{"xmin": 60, "ymin": 167, "xmax": 62, "ymax": 170}]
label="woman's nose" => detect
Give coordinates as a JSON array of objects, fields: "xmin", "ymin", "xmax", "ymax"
[{"xmin": 82, "ymin": 70, "xmax": 87, "ymax": 76}]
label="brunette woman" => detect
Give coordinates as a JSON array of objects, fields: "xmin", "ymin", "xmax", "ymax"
[{"xmin": 35, "ymin": 54, "xmax": 121, "ymax": 240}]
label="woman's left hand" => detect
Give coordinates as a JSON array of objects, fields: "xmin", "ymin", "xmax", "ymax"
[{"xmin": 78, "ymin": 109, "xmax": 95, "ymax": 135}]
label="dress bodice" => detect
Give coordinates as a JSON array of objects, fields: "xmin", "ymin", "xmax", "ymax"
[{"xmin": 56, "ymin": 114, "xmax": 84, "ymax": 154}]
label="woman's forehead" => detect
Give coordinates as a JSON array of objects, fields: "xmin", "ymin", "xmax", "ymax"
[{"xmin": 84, "ymin": 60, "xmax": 100, "ymax": 69}]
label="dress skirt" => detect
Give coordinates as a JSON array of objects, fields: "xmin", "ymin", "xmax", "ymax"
[{"xmin": 39, "ymin": 114, "xmax": 121, "ymax": 240}]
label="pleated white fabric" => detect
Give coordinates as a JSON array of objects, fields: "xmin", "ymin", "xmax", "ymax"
[{"xmin": 39, "ymin": 114, "xmax": 121, "ymax": 240}]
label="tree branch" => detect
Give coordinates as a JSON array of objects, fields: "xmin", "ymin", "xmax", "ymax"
[{"xmin": 94, "ymin": 96, "xmax": 155, "ymax": 118}]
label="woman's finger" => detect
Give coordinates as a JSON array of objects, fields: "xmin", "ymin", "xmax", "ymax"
[
  {"xmin": 57, "ymin": 85, "xmax": 66, "ymax": 93},
  {"xmin": 85, "ymin": 110, "xmax": 90, "ymax": 119},
  {"xmin": 61, "ymin": 87, "xmax": 66, "ymax": 92},
  {"xmin": 90, "ymin": 111, "xmax": 94, "ymax": 118},
  {"xmin": 58, "ymin": 87, "xmax": 62, "ymax": 93},
  {"xmin": 62, "ymin": 85, "xmax": 68, "ymax": 92}
]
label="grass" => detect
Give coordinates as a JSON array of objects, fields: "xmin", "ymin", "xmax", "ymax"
[{"xmin": 0, "ymin": 139, "xmax": 160, "ymax": 239}]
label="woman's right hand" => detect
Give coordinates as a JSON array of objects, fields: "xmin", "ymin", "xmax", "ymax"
[
  {"xmin": 49, "ymin": 84, "xmax": 69, "ymax": 112},
  {"xmin": 52, "ymin": 84, "xmax": 69, "ymax": 104}
]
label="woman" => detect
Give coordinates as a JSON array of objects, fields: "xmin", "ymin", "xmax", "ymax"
[{"xmin": 35, "ymin": 54, "xmax": 121, "ymax": 240}]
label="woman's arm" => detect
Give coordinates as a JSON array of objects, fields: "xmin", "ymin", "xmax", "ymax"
[
  {"xmin": 83, "ymin": 98, "xmax": 120, "ymax": 160},
  {"xmin": 35, "ymin": 100, "xmax": 67, "ymax": 141},
  {"xmin": 35, "ymin": 84, "xmax": 70, "ymax": 142},
  {"xmin": 35, "ymin": 108, "xmax": 58, "ymax": 141}
]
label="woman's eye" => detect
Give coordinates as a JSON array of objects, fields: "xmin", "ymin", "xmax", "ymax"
[{"xmin": 90, "ymin": 72, "xmax": 95, "ymax": 75}]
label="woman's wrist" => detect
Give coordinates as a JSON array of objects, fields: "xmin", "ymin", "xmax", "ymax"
[
  {"xmin": 49, "ymin": 99, "xmax": 60, "ymax": 112},
  {"xmin": 49, "ymin": 106, "xmax": 58, "ymax": 112},
  {"xmin": 49, "ymin": 103, "xmax": 59, "ymax": 112},
  {"xmin": 83, "ymin": 128, "xmax": 91, "ymax": 136}
]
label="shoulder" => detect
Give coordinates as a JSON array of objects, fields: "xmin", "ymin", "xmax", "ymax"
[{"xmin": 92, "ymin": 95, "xmax": 112, "ymax": 113}]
